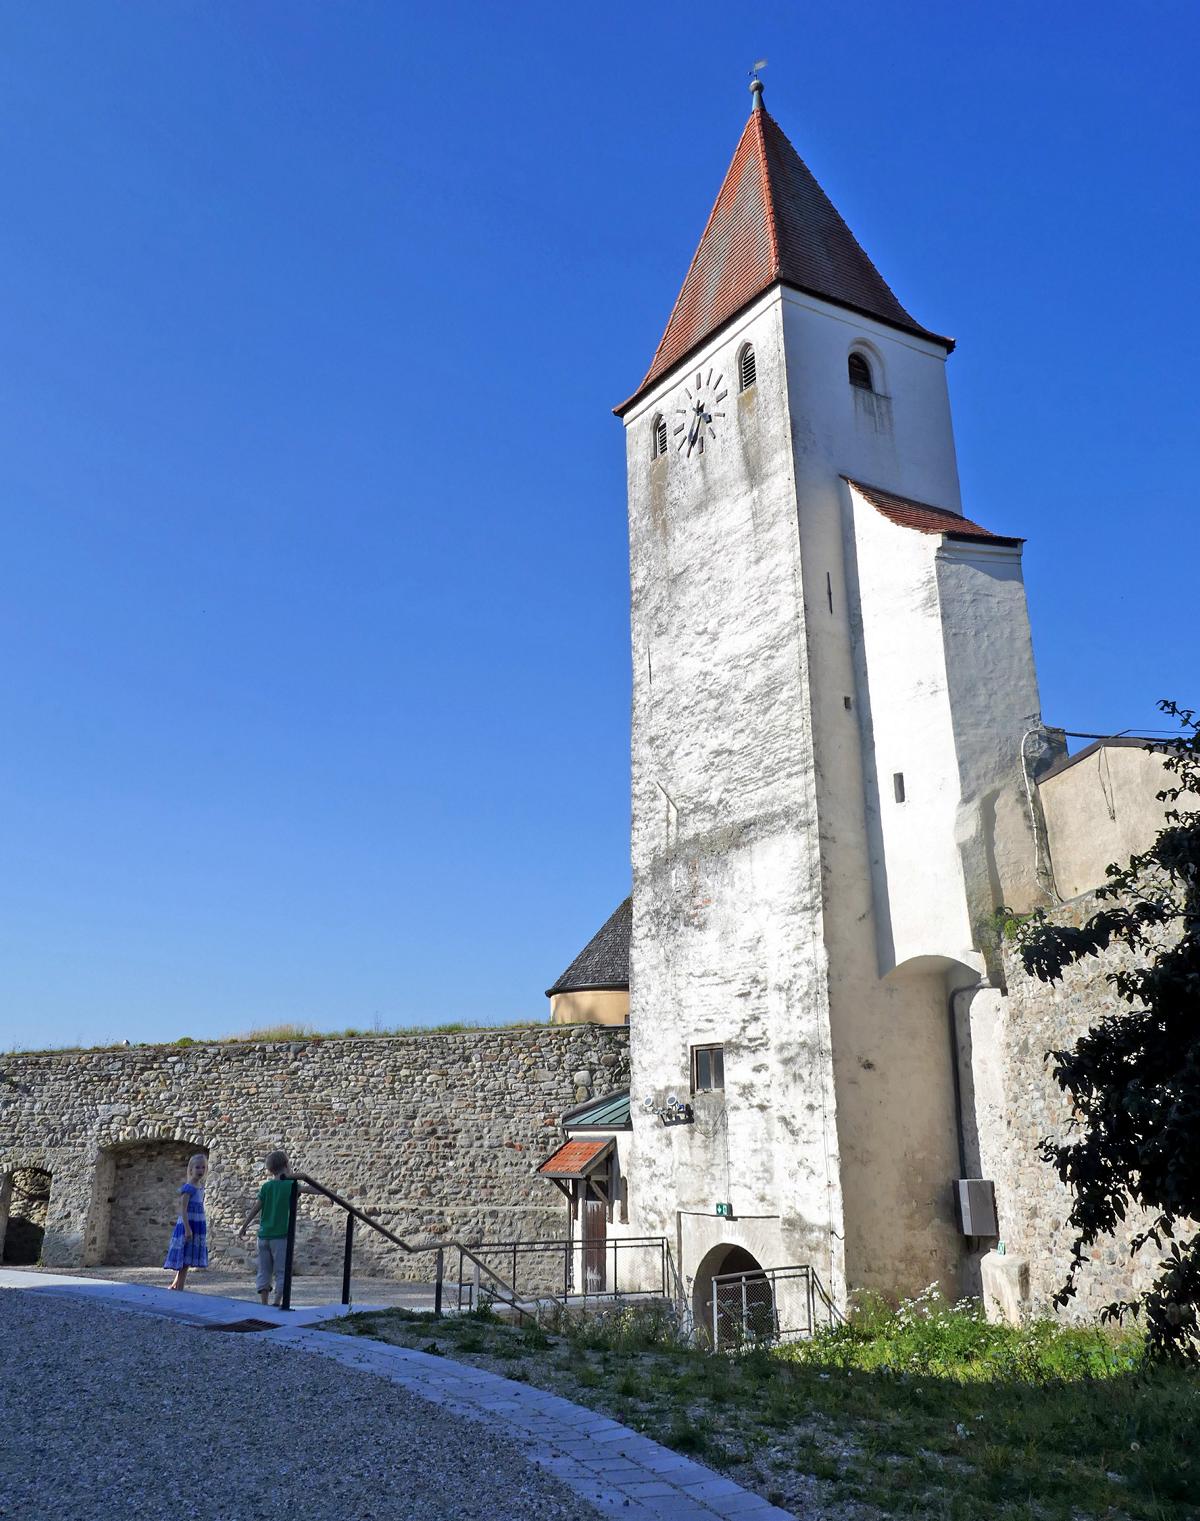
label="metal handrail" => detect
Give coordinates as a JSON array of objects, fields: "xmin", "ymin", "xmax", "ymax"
[
  {"xmin": 280, "ymin": 1172, "xmax": 444, "ymax": 1313},
  {"xmin": 457, "ymin": 1235, "xmax": 671, "ymax": 1309},
  {"xmin": 293, "ymin": 1173, "xmax": 417, "ymax": 1251},
  {"xmin": 456, "ymin": 1243, "xmax": 535, "ymax": 1323}
]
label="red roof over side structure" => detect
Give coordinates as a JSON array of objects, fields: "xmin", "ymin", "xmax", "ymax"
[
  {"xmin": 616, "ymin": 94, "xmax": 952, "ymax": 416},
  {"xmin": 537, "ymin": 1138, "xmax": 613, "ymax": 1180},
  {"xmin": 845, "ymin": 479, "xmax": 1023, "ymax": 547}
]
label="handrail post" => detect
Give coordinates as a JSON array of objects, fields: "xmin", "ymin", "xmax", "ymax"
[
  {"xmin": 280, "ymin": 1178, "xmax": 299, "ymax": 1312},
  {"xmin": 341, "ymin": 1210, "xmax": 354, "ymax": 1306},
  {"xmin": 712, "ymin": 1277, "xmax": 719, "ymax": 1353},
  {"xmin": 741, "ymin": 1274, "xmax": 749, "ymax": 1341},
  {"xmin": 434, "ymin": 1247, "xmax": 444, "ymax": 1318}
]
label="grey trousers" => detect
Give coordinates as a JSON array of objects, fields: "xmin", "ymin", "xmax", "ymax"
[{"xmin": 256, "ymin": 1237, "xmax": 289, "ymax": 1299}]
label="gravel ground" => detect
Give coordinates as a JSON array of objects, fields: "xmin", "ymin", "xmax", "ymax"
[{"xmin": 0, "ymin": 1291, "xmax": 599, "ymax": 1521}]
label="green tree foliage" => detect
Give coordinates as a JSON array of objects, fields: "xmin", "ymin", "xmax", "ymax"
[{"xmin": 1015, "ymin": 701, "xmax": 1199, "ymax": 1361}]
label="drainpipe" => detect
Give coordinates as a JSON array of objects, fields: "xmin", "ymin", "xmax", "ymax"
[{"xmin": 948, "ymin": 986, "xmax": 973, "ymax": 1180}]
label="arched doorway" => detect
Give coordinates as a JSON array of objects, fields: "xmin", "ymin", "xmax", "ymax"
[
  {"xmin": 692, "ymin": 1244, "xmax": 775, "ymax": 1348},
  {"xmin": 1, "ymin": 1167, "xmax": 53, "ymax": 1265},
  {"xmin": 97, "ymin": 1140, "xmax": 207, "ymax": 1265}
]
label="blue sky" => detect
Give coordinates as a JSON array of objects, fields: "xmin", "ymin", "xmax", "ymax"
[{"xmin": 1, "ymin": 2, "xmax": 1196, "ymax": 1048}]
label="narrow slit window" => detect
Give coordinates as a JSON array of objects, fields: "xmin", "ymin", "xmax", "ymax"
[
  {"xmin": 691, "ymin": 1044, "xmax": 725, "ymax": 1093},
  {"xmin": 651, "ymin": 415, "xmax": 668, "ymax": 459},
  {"xmin": 737, "ymin": 344, "xmax": 756, "ymax": 392},
  {"xmin": 848, "ymin": 352, "xmax": 874, "ymax": 391},
  {"xmin": 893, "ymin": 772, "xmax": 906, "ymax": 803}
]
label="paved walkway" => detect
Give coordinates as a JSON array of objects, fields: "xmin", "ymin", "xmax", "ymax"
[
  {"xmin": 2, "ymin": 1270, "xmax": 799, "ymax": 1520},
  {"xmin": 9, "ymin": 1260, "xmax": 448, "ymax": 1310}
]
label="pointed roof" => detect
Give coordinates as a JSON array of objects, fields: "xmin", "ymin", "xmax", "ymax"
[
  {"xmin": 545, "ymin": 897, "xmax": 631, "ymax": 998},
  {"xmin": 616, "ymin": 92, "xmax": 952, "ymax": 415}
]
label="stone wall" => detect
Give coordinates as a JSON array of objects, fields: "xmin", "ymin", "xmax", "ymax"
[
  {"xmin": 989, "ymin": 893, "xmax": 1178, "ymax": 1320},
  {"xmin": 0, "ymin": 1026, "xmax": 629, "ymax": 1281}
]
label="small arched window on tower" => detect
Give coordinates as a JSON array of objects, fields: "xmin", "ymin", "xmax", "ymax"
[
  {"xmin": 651, "ymin": 414, "xmax": 668, "ymax": 459},
  {"xmin": 738, "ymin": 343, "xmax": 757, "ymax": 393},
  {"xmin": 848, "ymin": 352, "xmax": 874, "ymax": 391}
]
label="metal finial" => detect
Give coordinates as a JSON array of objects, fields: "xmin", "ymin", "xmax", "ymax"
[{"xmin": 749, "ymin": 58, "xmax": 767, "ymax": 109}]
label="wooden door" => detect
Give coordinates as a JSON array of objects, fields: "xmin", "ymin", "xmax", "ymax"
[{"xmin": 583, "ymin": 1197, "xmax": 607, "ymax": 1293}]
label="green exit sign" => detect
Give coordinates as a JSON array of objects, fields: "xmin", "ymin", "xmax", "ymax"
[{"xmin": 715, "ymin": 1202, "xmax": 733, "ymax": 1218}]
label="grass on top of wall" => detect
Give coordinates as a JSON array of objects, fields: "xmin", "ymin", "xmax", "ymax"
[
  {"xmin": 3, "ymin": 1019, "xmax": 552, "ymax": 1055},
  {"xmin": 337, "ymin": 1287, "xmax": 1199, "ymax": 1520},
  {"xmin": 222, "ymin": 1019, "xmax": 547, "ymax": 1043}
]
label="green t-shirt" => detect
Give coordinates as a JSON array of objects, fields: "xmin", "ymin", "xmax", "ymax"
[{"xmin": 258, "ymin": 1177, "xmax": 294, "ymax": 1240}]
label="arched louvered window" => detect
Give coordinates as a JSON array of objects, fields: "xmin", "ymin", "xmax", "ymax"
[
  {"xmin": 651, "ymin": 415, "xmax": 668, "ymax": 459},
  {"xmin": 738, "ymin": 344, "xmax": 756, "ymax": 392},
  {"xmin": 848, "ymin": 352, "xmax": 874, "ymax": 391}
]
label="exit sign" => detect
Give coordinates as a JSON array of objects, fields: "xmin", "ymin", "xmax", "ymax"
[{"xmin": 715, "ymin": 1202, "xmax": 733, "ymax": 1218}]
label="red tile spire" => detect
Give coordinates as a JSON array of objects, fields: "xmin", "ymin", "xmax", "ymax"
[{"xmin": 616, "ymin": 88, "xmax": 952, "ymax": 415}]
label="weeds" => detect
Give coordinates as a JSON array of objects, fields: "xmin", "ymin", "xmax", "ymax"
[{"xmin": 337, "ymin": 1288, "xmax": 1198, "ymax": 1520}]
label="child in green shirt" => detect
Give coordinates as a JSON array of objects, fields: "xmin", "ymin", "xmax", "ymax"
[{"xmin": 239, "ymin": 1150, "xmax": 308, "ymax": 1306}]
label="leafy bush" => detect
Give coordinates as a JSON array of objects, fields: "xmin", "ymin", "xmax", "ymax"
[{"xmin": 784, "ymin": 1284, "xmax": 1142, "ymax": 1382}]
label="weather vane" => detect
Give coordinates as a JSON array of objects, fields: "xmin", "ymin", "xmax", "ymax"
[{"xmin": 749, "ymin": 58, "xmax": 768, "ymax": 84}]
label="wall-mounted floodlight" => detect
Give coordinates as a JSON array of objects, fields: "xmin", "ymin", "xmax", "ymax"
[{"xmin": 642, "ymin": 1091, "xmax": 693, "ymax": 1126}]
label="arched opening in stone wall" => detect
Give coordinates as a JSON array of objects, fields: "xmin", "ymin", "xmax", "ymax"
[
  {"xmin": 1, "ymin": 1167, "xmax": 53, "ymax": 1265},
  {"xmin": 95, "ymin": 1140, "xmax": 208, "ymax": 1266},
  {"xmin": 692, "ymin": 1244, "xmax": 775, "ymax": 1347}
]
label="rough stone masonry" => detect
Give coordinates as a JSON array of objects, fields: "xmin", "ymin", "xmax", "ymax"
[{"xmin": 0, "ymin": 1026, "xmax": 629, "ymax": 1280}]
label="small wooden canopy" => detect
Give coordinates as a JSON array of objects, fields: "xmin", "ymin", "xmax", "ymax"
[
  {"xmin": 537, "ymin": 1137, "xmax": 613, "ymax": 1180},
  {"xmin": 537, "ymin": 1137, "xmax": 615, "ymax": 1202}
]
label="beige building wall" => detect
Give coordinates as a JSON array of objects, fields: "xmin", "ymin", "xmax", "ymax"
[
  {"xmin": 549, "ymin": 989, "xmax": 629, "ymax": 1026},
  {"xmin": 1039, "ymin": 743, "xmax": 1174, "ymax": 901}
]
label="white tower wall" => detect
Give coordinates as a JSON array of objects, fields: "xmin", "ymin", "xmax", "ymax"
[{"xmin": 622, "ymin": 290, "xmax": 846, "ymax": 1308}]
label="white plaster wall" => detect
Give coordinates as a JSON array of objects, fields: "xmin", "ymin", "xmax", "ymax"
[
  {"xmin": 620, "ymin": 280, "xmax": 1043, "ymax": 1305},
  {"xmin": 621, "ymin": 290, "xmax": 845, "ymax": 1300},
  {"xmin": 935, "ymin": 543, "xmax": 1043, "ymax": 921},
  {"xmin": 780, "ymin": 292, "xmax": 977, "ymax": 1296},
  {"xmin": 1039, "ymin": 745, "xmax": 1175, "ymax": 901},
  {"xmin": 848, "ymin": 488, "xmax": 975, "ymax": 973}
]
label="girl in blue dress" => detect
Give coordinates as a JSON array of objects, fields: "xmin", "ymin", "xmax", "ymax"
[{"xmin": 165, "ymin": 1153, "xmax": 209, "ymax": 1290}]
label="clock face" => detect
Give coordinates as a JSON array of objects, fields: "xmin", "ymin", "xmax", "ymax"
[{"xmin": 673, "ymin": 368, "xmax": 728, "ymax": 457}]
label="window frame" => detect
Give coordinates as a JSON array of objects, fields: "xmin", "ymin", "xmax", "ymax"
[
  {"xmin": 691, "ymin": 1043, "xmax": 726, "ymax": 1094},
  {"xmin": 848, "ymin": 351, "xmax": 874, "ymax": 391},
  {"xmin": 651, "ymin": 414, "xmax": 668, "ymax": 459}
]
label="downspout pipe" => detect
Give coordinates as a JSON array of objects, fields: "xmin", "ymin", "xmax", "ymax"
[{"xmin": 948, "ymin": 986, "xmax": 974, "ymax": 1180}]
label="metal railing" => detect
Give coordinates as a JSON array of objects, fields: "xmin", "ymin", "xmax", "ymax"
[
  {"xmin": 456, "ymin": 1235, "xmax": 671, "ymax": 1314},
  {"xmin": 271, "ymin": 1176, "xmax": 670, "ymax": 1326},
  {"xmin": 280, "ymin": 1173, "xmax": 445, "ymax": 1314},
  {"xmin": 709, "ymin": 1263, "xmax": 842, "ymax": 1351}
]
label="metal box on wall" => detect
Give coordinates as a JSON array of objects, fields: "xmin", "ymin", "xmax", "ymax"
[{"xmin": 954, "ymin": 1178, "xmax": 998, "ymax": 1236}]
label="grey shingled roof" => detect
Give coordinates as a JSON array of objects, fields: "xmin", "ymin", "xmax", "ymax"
[{"xmin": 545, "ymin": 898, "xmax": 631, "ymax": 997}]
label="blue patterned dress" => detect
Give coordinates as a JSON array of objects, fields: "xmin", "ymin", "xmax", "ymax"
[{"xmin": 164, "ymin": 1182, "xmax": 208, "ymax": 1270}]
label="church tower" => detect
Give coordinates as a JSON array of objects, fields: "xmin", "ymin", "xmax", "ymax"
[{"xmin": 614, "ymin": 82, "xmax": 1046, "ymax": 1320}]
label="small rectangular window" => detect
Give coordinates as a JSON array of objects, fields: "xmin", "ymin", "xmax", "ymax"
[
  {"xmin": 691, "ymin": 1044, "xmax": 725, "ymax": 1093},
  {"xmin": 893, "ymin": 772, "xmax": 906, "ymax": 803}
]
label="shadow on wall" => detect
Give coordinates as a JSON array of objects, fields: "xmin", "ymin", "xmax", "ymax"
[{"xmin": 1, "ymin": 1166, "xmax": 52, "ymax": 1265}]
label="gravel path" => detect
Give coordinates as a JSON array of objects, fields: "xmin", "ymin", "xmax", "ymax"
[{"xmin": 0, "ymin": 1291, "xmax": 599, "ymax": 1521}]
